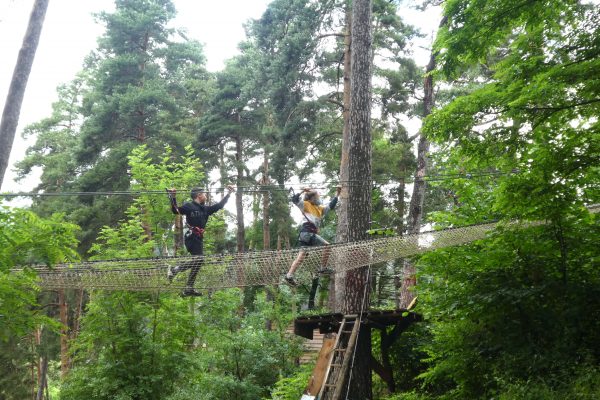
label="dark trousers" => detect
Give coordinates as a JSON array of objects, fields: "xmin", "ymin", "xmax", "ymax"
[{"xmin": 181, "ymin": 232, "xmax": 203, "ymax": 288}]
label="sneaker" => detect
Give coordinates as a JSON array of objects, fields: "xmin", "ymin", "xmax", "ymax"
[
  {"xmin": 317, "ymin": 267, "xmax": 334, "ymax": 275},
  {"xmin": 284, "ymin": 275, "xmax": 298, "ymax": 287},
  {"xmin": 167, "ymin": 266, "xmax": 178, "ymax": 283},
  {"xmin": 181, "ymin": 288, "xmax": 202, "ymax": 297}
]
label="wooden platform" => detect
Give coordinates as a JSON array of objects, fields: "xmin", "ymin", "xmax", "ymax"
[{"xmin": 294, "ymin": 309, "xmax": 422, "ymax": 340}]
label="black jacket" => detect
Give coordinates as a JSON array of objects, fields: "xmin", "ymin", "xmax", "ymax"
[{"xmin": 171, "ymin": 194, "xmax": 230, "ymax": 228}]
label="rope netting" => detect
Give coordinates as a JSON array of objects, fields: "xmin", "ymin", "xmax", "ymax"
[{"xmin": 13, "ymin": 205, "xmax": 599, "ymax": 292}]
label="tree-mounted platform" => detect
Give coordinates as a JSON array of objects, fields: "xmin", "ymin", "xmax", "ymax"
[{"xmin": 294, "ymin": 309, "xmax": 422, "ymax": 340}]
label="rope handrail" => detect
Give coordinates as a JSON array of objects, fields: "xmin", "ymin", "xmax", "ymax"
[{"xmin": 11, "ymin": 204, "xmax": 599, "ymax": 292}]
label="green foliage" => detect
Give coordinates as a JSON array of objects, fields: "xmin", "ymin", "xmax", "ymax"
[
  {"xmin": 0, "ymin": 334, "xmax": 35, "ymax": 400},
  {"xmin": 60, "ymin": 279, "xmax": 301, "ymax": 399},
  {"xmin": 89, "ymin": 144, "xmax": 206, "ymax": 259},
  {"xmin": 60, "ymin": 292, "xmax": 197, "ymax": 400},
  {"xmin": 0, "ymin": 207, "xmax": 79, "ymax": 398},
  {"xmin": 496, "ymin": 365, "xmax": 600, "ymax": 400},
  {"xmin": 426, "ymin": 0, "xmax": 599, "ymax": 221},
  {"xmin": 381, "ymin": 392, "xmax": 429, "ymax": 400},
  {"xmin": 0, "ymin": 207, "xmax": 80, "ymax": 269},
  {"xmin": 185, "ymin": 289, "xmax": 302, "ymax": 400},
  {"xmin": 397, "ymin": 2, "xmax": 600, "ymax": 399},
  {"xmin": 416, "ymin": 214, "xmax": 600, "ymax": 398},
  {"xmin": 371, "ymin": 323, "xmax": 430, "ymax": 397},
  {"xmin": 269, "ymin": 362, "xmax": 314, "ymax": 400},
  {"xmin": 0, "ymin": 207, "xmax": 79, "ymax": 340}
]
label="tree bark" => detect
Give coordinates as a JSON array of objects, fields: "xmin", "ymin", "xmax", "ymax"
[
  {"xmin": 235, "ymin": 132, "xmax": 245, "ymax": 253},
  {"xmin": 332, "ymin": 0, "xmax": 352, "ymax": 311},
  {"xmin": 36, "ymin": 356, "xmax": 48, "ymax": 400},
  {"xmin": 58, "ymin": 289, "xmax": 70, "ymax": 378},
  {"xmin": 341, "ymin": 0, "xmax": 373, "ymax": 398},
  {"xmin": 71, "ymin": 288, "xmax": 84, "ymax": 340},
  {"xmin": 174, "ymin": 214, "xmax": 183, "ymax": 254},
  {"xmin": 394, "ymin": 170, "xmax": 406, "ymax": 309},
  {"xmin": 262, "ymin": 149, "xmax": 270, "ymax": 250},
  {"xmin": 400, "ymin": 16, "xmax": 447, "ymax": 309},
  {"xmin": 262, "ymin": 149, "xmax": 275, "ymax": 330},
  {"xmin": 0, "ymin": 0, "xmax": 49, "ymax": 188}
]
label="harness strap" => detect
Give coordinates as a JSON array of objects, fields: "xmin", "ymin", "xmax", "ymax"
[
  {"xmin": 188, "ymin": 225, "xmax": 205, "ymax": 238},
  {"xmin": 302, "ymin": 222, "xmax": 318, "ymax": 233}
]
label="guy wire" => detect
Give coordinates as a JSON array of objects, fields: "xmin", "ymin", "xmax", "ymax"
[{"xmin": 0, "ymin": 170, "xmax": 518, "ymax": 198}]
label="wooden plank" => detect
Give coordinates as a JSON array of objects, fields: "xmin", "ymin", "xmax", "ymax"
[{"xmin": 305, "ymin": 335, "xmax": 337, "ymax": 396}]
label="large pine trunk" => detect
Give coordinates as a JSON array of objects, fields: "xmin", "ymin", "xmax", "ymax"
[
  {"xmin": 235, "ymin": 133, "xmax": 245, "ymax": 253},
  {"xmin": 0, "ymin": 0, "xmax": 49, "ymax": 187},
  {"xmin": 340, "ymin": 0, "xmax": 373, "ymax": 397},
  {"xmin": 262, "ymin": 150, "xmax": 270, "ymax": 250},
  {"xmin": 332, "ymin": 2, "xmax": 352, "ymax": 311}
]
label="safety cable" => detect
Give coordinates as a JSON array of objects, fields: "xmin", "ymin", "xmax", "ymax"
[{"xmin": 0, "ymin": 170, "xmax": 518, "ymax": 198}]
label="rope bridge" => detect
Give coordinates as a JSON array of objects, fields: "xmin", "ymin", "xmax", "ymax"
[{"xmin": 13, "ymin": 205, "xmax": 599, "ymax": 292}]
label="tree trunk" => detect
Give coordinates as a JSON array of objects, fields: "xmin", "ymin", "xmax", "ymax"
[
  {"xmin": 71, "ymin": 288, "xmax": 84, "ymax": 340},
  {"xmin": 262, "ymin": 150, "xmax": 270, "ymax": 250},
  {"xmin": 332, "ymin": 1, "xmax": 352, "ymax": 311},
  {"xmin": 262, "ymin": 149, "xmax": 275, "ymax": 330},
  {"xmin": 394, "ymin": 171, "xmax": 406, "ymax": 309},
  {"xmin": 0, "ymin": 0, "xmax": 49, "ymax": 187},
  {"xmin": 400, "ymin": 16, "xmax": 447, "ymax": 309},
  {"xmin": 36, "ymin": 356, "xmax": 48, "ymax": 400},
  {"xmin": 174, "ymin": 214, "xmax": 183, "ymax": 254},
  {"xmin": 235, "ymin": 133, "xmax": 245, "ymax": 253},
  {"xmin": 58, "ymin": 289, "xmax": 70, "ymax": 378},
  {"xmin": 341, "ymin": 0, "xmax": 373, "ymax": 398}
]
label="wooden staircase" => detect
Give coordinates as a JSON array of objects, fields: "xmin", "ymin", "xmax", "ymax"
[{"xmin": 317, "ymin": 315, "xmax": 360, "ymax": 400}]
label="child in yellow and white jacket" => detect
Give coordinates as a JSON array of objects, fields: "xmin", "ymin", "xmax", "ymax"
[{"xmin": 284, "ymin": 187, "xmax": 341, "ymax": 286}]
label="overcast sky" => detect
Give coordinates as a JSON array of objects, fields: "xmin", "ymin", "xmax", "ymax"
[
  {"xmin": 0, "ymin": 0, "xmax": 438, "ymax": 196},
  {"xmin": 0, "ymin": 0, "xmax": 274, "ymax": 193}
]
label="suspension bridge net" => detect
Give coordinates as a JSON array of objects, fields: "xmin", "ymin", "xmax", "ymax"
[{"xmin": 12, "ymin": 204, "xmax": 599, "ymax": 292}]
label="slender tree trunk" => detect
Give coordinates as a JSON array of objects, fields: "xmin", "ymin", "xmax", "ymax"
[
  {"xmin": 36, "ymin": 356, "xmax": 48, "ymax": 400},
  {"xmin": 141, "ymin": 208, "xmax": 153, "ymax": 241},
  {"xmin": 235, "ymin": 133, "xmax": 245, "ymax": 253},
  {"xmin": 341, "ymin": 0, "xmax": 373, "ymax": 398},
  {"xmin": 136, "ymin": 32, "xmax": 148, "ymax": 142},
  {"xmin": 35, "ymin": 327, "xmax": 42, "ymax": 383},
  {"xmin": 262, "ymin": 149, "xmax": 275, "ymax": 330},
  {"xmin": 71, "ymin": 288, "xmax": 84, "ymax": 340},
  {"xmin": 0, "ymin": 0, "xmax": 49, "ymax": 187},
  {"xmin": 262, "ymin": 150, "xmax": 271, "ymax": 250},
  {"xmin": 30, "ymin": 336, "xmax": 36, "ymax": 400},
  {"xmin": 400, "ymin": 17, "xmax": 447, "ymax": 309},
  {"xmin": 394, "ymin": 171, "xmax": 406, "ymax": 309},
  {"xmin": 174, "ymin": 214, "xmax": 183, "ymax": 254},
  {"xmin": 332, "ymin": 1, "xmax": 352, "ymax": 311},
  {"xmin": 58, "ymin": 289, "xmax": 69, "ymax": 378}
]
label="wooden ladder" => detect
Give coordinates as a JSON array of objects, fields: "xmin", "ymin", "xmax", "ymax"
[{"xmin": 317, "ymin": 314, "xmax": 360, "ymax": 400}]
